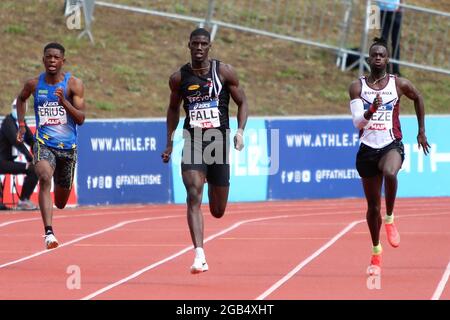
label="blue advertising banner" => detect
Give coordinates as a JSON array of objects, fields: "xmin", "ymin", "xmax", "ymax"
[
  {"xmin": 267, "ymin": 118, "xmax": 364, "ymax": 200},
  {"xmin": 74, "ymin": 116, "xmax": 450, "ymax": 205},
  {"xmin": 77, "ymin": 120, "xmax": 171, "ymax": 205},
  {"xmin": 170, "ymin": 119, "xmax": 270, "ymax": 204},
  {"xmin": 398, "ymin": 116, "xmax": 450, "ymax": 197}
]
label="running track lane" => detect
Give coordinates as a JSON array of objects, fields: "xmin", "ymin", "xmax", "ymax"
[
  {"xmin": 84, "ymin": 200, "xmax": 450, "ymax": 300},
  {"xmin": 0, "ymin": 198, "xmax": 448, "ymax": 300},
  {"xmin": 0, "ymin": 201, "xmax": 362, "ymax": 299},
  {"xmin": 0, "ymin": 205, "xmax": 187, "ymax": 265},
  {"xmin": 85, "ymin": 198, "xmax": 450, "ymax": 299},
  {"xmin": 83, "ymin": 212, "xmax": 360, "ymax": 299},
  {"xmin": 264, "ymin": 210, "xmax": 450, "ymax": 299}
]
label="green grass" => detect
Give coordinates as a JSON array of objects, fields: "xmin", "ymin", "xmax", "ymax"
[
  {"xmin": 4, "ymin": 24, "xmax": 26, "ymax": 34},
  {"xmin": 0, "ymin": 0, "xmax": 448, "ymax": 119},
  {"xmin": 95, "ymin": 101, "xmax": 118, "ymax": 111},
  {"xmin": 174, "ymin": 4, "xmax": 187, "ymax": 15},
  {"xmin": 276, "ymin": 68, "xmax": 305, "ymax": 80},
  {"xmin": 19, "ymin": 58, "xmax": 41, "ymax": 71}
]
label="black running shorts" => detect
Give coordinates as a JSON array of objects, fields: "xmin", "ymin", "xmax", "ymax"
[
  {"xmin": 356, "ymin": 140, "xmax": 405, "ymax": 178},
  {"xmin": 181, "ymin": 128, "xmax": 230, "ymax": 187}
]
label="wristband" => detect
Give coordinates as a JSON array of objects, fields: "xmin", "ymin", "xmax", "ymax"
[
  {"xmin": 19, "ymin": 121, "xmax": 26, "ymax": 127},
  {"xmin": 236, "ymin": 132, "xmax": 243, "ymax": 137},
  {"xmin": 368, "ymin": 104, "xmax": 377, "ymax": 114}
]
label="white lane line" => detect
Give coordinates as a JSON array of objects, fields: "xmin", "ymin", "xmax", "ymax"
[
  {"xmin": 0, "ymin": 205, "xmax": 342, "ymax": 229},
  {"xmin": 431, "ymin": 260, "xmax": 450, "ymax": 300},
  {"xmin": 220, "ymin": 237, "xmax": 330, "ymax": 240},
  {"xmin": 81, "ymin": 215, "xmax": 290, "ymax": 300},
  {"xmin": 0, "ymin": 214, "xmax": 181, "ymax": 269},
  {"xmin": 2, "ymin": 203, "xmax": 447, "ymax": 229},
  {"xmin": 255, "ymin": 219, "xmax": 364, "ymax": 300},
  {"xmin": 0, "ymin": 218, "xmax": 41, "ymax": 228},
  {"xmin": 0, "ymin": 207, "xmax": 184, "ymax": 228},
  {"xmin": 74, "ymin": 244, "xmax": 186, "ymax": 247}
]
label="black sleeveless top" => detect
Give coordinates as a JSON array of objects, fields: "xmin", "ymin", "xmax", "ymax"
[{"xmin": 180, "ymin": 59, "xmax": 230, "ymax": 130}]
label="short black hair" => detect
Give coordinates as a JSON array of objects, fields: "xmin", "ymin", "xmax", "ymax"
[
  {"xmin": 190, "ymin": 28, "xmax": 211, "ymax": 41},
  {"xmin": 43, "ymin": 42, "xmax": 65, "ymax": 55},
  {"xmin": 369, "ymin": 37, "xmax": 389, "ymax": 54}
]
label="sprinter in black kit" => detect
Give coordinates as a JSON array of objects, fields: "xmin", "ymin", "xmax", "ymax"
[{"xmin": 162, "ymin": 28, "xmax": 249, "ymax": 274}]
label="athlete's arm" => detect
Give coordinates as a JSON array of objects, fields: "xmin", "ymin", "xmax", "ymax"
[
  {"xmin": 55, "ymin": 76, "xmax": 86, "ymax": 125},
  {"xmin": 221, "ymin": 63, "xmax": 248, "ymax": 151},
  {"xmin": 396, "ymin": 77, "xmax": 430, "ymax": 155},
  {"xmin": 162, "ymin": 71, "xmax": 182, "ymax": 163},
  {"xmin": 348, "ymin": 80, "xmax": 381, "ymax": 129},
  {"xmin": 16, "ymin": 78, "xmax": 37, "ymax": 143}
]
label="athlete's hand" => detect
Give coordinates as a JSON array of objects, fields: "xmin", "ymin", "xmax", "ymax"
[
  {"xmin": 234, "ymin": 131, "xmax": 244, "ymax": 151},
  {"xmin": 55, "ymin": 87, "xmax": 66, "ymax": 105},
  {"xmin": 369, "ymin": 93, "xmax": 382, "ymax": 113},
  {"xmin": 161, "ymin": 146, "xmax": 173, "ymax": 163},
  {"xmin": 417, "ymin": 132, "xmax": 431, "ymax": 155},
  {"xmin": 16, "ymin": 126, "xmax": 26, "ymax": 143}
]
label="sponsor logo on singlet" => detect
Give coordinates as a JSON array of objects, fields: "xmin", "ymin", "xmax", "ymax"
[
  {"xmin": 363, "ymin": 91, "xmax": 393, "ymax": 96},
  {"xmin": 188, "ymin": 84, "xmax": 200, "ymax": 91}
]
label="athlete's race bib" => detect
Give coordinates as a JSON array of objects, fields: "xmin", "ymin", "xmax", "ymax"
[
  {"xmin": 189, "ymin": 99, "xmax": 221, "ymax": 129},
  {"xmin": 38, "ymin": 101, "xmax": 68, "ymax": 126},
  {"xmin": 366, "ymin": 103, "xmax": 394, "ymax": 131}
]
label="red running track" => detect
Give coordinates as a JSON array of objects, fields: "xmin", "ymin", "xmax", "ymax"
[{"xmin": 0, "ymin": 198, "xmax": 449, "ymax": 300}]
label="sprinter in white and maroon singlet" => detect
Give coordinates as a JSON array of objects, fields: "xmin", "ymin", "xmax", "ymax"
[{"xmin": 349, "ymin": 37, "xmax": 430, "ymax": 276}]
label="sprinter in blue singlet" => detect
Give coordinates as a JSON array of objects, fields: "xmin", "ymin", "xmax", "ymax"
[{"xmin": 16, "ymin": 43, "xmax": 86, "ymax": 250}]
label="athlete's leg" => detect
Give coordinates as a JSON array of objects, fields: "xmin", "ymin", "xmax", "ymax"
[
  {"xmin": 362, "ymin": 174, "xmax": 384, "ymax": 275},
  {"xmin": 362, "ymin": 174, "xmax": 384, "ymax": 246},
  {"xmin": 34, "ymin": 160, "xmax": 55, "ymax": 228},
  {"xmin": 379, "ymin": 148, "xmax": 403, "ymax": 247},
  {"xmin": 32, "ymin": 143, "xmax": 59, "ymax": 249},
  {"xmin": 208, "ymin": 184, "xmax": 229, "ymax": 218},
  {"xmin": 54, "ymin": 186, "xmax": 72, "ymax": 209},
  {"xmin": 206, "ymin": 133, "xmax": 230, "ymax": 219},
  {"xmin": 182, "ymin": 170, "xmax": 206, "ymax": 249},
  {"xmin": 53, "ymin": 148, "xmax": 77, "ymax": 209},
  {"xmin": 378, "ymin": 149, "xmax": 402, "ymax": 216}
]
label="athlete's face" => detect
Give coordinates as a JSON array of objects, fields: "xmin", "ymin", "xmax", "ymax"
[
  {"xmin": 188, "ymin": 35, "xmax": 211, "ymax": 63},
  {"xmin": 368, "ymin": 45, "xmax": 389, "ymax": 73},
  {"xmin": 43, "ymin": 48, "xmax": 65, "ymax": 75}
]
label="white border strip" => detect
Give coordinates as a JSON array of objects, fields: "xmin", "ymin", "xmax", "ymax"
[
  {"xmin": 78, "ymin": 114, "xmax": 450, "ymax": 122},
  {"xmin": 2, "ymin": 115, "xmax": 448, "ymax": 126},
  {"xmin": 0, "ymin": 206, "xmax": 184, "ymax": 228}
]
